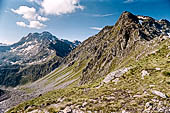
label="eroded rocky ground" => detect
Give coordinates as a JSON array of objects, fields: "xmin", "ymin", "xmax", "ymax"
[{"xmin": 0, "ymin": 65, "xmax": 81, "ymax": 113}]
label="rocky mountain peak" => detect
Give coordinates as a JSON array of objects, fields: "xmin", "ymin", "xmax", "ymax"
[
  {"xmin": 115, "ymin": 11, "xmax": 139, "ymax": 25},
  {"xmin": 64, "ymin": 11, "xmax": 170, "ymax": 85},
  {"xmin": 41, "ymin": 31, "xmax": 52, "ymax": 35},
  {"xmin": 121, "ymin": 11, "xmax": 137, "ymax": 19},
  {"xmin": 0, "ymin": 31, "xmax": 82, "ymax": 87},
  {"xmin": 21, "ymin": 31, "xmax": 57, "ymax": 43}
]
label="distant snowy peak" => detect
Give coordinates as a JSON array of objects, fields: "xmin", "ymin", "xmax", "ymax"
[
  {"xmin": 0, "ymin": 31, "xmax": 81, "ymax": 66},
  {"xmin": 0, "ymin": 43, "xmax": 8, "ymax": 46},
  {"xmin": 21, "ymin": 31, "xmax": 58, "ymax": 43},
  {"xmin": 60, "ymin": 39, "xmax": 81, "ymax": 48}
]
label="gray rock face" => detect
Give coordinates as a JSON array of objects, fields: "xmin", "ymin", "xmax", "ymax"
[
  {"xmin": 141, "ymin": 70, "xmax": 150, "ymax": 79},
  {"xmin": 151, "ymin": 90, "xmax": 168, "ymax": 98},
  {"xmin": 63, "ymin": 106, "xmax": 72, "ymax": 113},
  {"xmin": 0, "ymin": 89, "xmax": 4, "ymax": 96},
  {"xmin": 103, "ymin": 67, "xmax": 131, "ymax": 83}
]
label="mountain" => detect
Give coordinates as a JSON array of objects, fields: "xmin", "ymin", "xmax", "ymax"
[
  {"xmin": 2, "ymin": 12, "xmax": 170, "ymax": 113},
  {"xmin": 64, "ymin": 11, "xmax": 170, "ymax": 84},
  {"xmin": 0, "ymin": 43, "xmax": 10, "ymax": 52},
  {"xmin": 0, "ymin": 43, "xmax": 8, "ymax": 46},
  {"xmin": 61, "ymin": 39, "xmax": 81, "ymax": 49},
  {"xmin": 0, "ymin": 31, "xmax": 80, "ymax": 87}
]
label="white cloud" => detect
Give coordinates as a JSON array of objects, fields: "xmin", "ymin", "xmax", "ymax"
[
  {"xmin": 93, "ymin": 13, "xmax": 114, "ymax": 17},
  {"xmin": 11, "ymin": 6, "xmax": 37, "ymax": 21},
  {"xmin": 11, "ymin": 6, "xmax": 49, "ymax": 22},
  {"xmin": 40, "ymin": 0, "xmax": 84, "ymax": 15},
  {"xmin": 90, "ymin": 27, "xmax": 103, "ymax": 31},
  {"xmin": 29, "ymin": 0, "xmax": 35, "ymax": 2},
  {"xmin": 16, "ymin": 21, "xmax": 45, "ymax": 29},
  {"xmin": 28, "ymin": 0, "xmax": 41, "ymax": 5},
  {"xmin": 124, "ymin": 0, "xmax": 134, "ymax": 3},
  {"xmin": 29, "ymin": 21, "xmax": 46, "ymax": 29},
  {"xmin": 11, "ymin": 6, "xmax": 48, "ymax": 29},
  {"xmin": 16, "ymin": 21, "xmax": 27, "ymax": 27},
  {"xmin": 37, "ymin": 16, "xmax": 49, "ymax": 21},
  {"xmin": 12, "ymin": 0, "xmax": 84, "ymax": 29}
]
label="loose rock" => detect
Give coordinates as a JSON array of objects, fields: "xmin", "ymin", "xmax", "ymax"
[
  {"xmin": 141, "ymin": 70, "xmax": 149, "ymax": 79},
  {"xmin": 151, "ymin": 90, "xmax": 168, "ymax": 98}
]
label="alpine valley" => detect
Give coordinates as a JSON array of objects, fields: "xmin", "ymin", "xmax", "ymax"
[{"xmin": 0, "ymin": 12, "xmax": 170, "ymax": 113}]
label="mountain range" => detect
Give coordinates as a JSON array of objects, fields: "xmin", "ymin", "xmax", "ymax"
[
  {"xmin": 0, "ymin": 43, "xmax": 8, "ymax": 46},
  {"xmin": 0, "ymin": 31, "xmax": 81, "ymax": 87},
  {"xmin": 0, "ymin": 11, "xmax": 170, "ymax": 113}
]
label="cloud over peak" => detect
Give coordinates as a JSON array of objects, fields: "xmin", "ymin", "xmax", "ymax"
[
  {"xmin": 16, "ymin": 21, "xmax": 27, "ymax": 28},
  {"xmin": 16, "ymin": 21, "xmax": 46, "ymax": 29},
  {"xmin": 11, "ymin": 6, "xmax": 48, "ymax": 29},
  {"xmin": 12, "ymin": 0, "xmax": 84, "ymax": 29},
  {"xmin": 29, "ymin": 21, "xmax": 46, "ymax": 29},
  {"xmin": 11, "ymin": 6, "xmax": 37, "ymax": 21},
  {"xmin": 93, "ymin": 13, "xmax": 114, "ymax": 17},
  {"xmin": 11, "ymin": 6, "xmax": 49, "ymax": 22},
  {"xmin": 90, "ymin": 27, "xmax": 103, "ymax": 31},
  {"xmin": 40, "ymin": 0, "xmax": 84, "ymax": 16}
]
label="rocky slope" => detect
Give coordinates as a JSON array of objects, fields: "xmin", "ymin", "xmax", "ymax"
[
  {"xmin": 2, "ymin": 11, "xmax": 170, "ymax": 112},
  {"xmin": 0, "ymin": 31, "xmax": 80, "ymax": 87},
  {"xmin": 64, "ymin": 11, "xmax": 170, "ymax": 85},
  {"xmin": 0, "ymin": 89, "xmax": 4, "ymax": 96},
  {"xmin": 7, "ymin": 35, "xmax": 170, "ymax": 113}
]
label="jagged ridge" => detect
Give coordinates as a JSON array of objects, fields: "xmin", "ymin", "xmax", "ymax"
[{"xmin": 64, "ymin": 11, "xmax": 170, "ymax": 84}]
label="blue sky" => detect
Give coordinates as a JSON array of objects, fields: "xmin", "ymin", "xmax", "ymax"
[{"xmin": 0, "ymin": 0, "xmax": 170, "ymax": 44}]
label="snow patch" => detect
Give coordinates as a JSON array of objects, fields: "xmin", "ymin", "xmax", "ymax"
[
  {"xmin": 139, "ymin": 20, "xmax": 143, "ymax": 25},
  {"xmin": 137, "ymin": 16, "xmax": 148, "ymax": 20},
  {"xmin": 23, "ymin": 45, "xmax": 35, "ymax": 52},
  {"xmin": 27, "ymin": 57, "xmax": 47, "ymax": 65},
  {"xmin": 10, "ymin": 61, "xmax": 22, "ymax": 65},
  {"xmin": 167, "ymin": 33, "xmax": 170, "ymax": 37}
]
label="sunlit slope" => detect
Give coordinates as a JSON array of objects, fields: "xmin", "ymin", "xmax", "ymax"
[{"xmin": 8, "ymin": 38, "xmax": 170, "ymax": 113}]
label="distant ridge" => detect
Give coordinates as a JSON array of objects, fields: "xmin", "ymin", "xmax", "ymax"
[
  {"xmin": 0, "ymin": 31, "xmax": 81, "ymax": 87},
  {"xmin": 0, "ymin": 43, "xmax": 8, "ymax": 46}
]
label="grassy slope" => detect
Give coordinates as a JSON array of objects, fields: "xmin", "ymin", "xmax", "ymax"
[{"xmin": 7, "ymin": 39, "xmax": 170, "ymax": 113}]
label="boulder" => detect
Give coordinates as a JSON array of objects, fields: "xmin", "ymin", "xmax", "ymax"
[
  {"xmin": 151, "ymin": 90, "xmax": 168, "ymax": 98},
  {"xmin": 141, "ymin": 70, "xmax": 149, "ymax": 79},
  {"xmin": 63, "ymin": 106, "xmax": 72, "ymax": 113}
]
